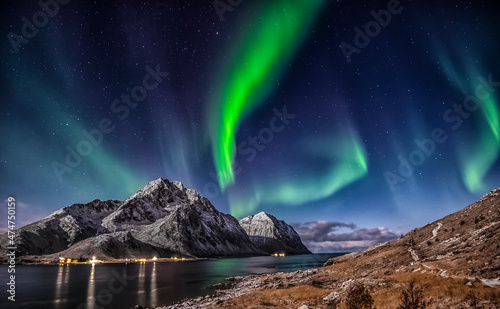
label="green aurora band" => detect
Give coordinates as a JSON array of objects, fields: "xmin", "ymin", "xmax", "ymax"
[
  {"xmin": 462, "ymin": 95, "xmax": 500, "ymax": 193},
  {"xmin": 6, "ymin": 54, "xmax": 148, "ymax": 199},
  {"xmin": 434, "ymin": 46, "xmax": 500, "ymax": 194},
  {"xmin": 229, "ymin": 128, "xmax": 368, "ymax": 218},
  {"xmin": 209, "ymin": 0, "xmax": 325, "ymax": 190}
]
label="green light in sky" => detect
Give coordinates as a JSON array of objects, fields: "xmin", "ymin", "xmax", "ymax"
[
  {"xmin": 462, "ymin": 96, "xmax": 500, "ymax": 193},
  {"xmin": 229, "ymin": 128, "xmax": 368, "ymax": 218},
  {"xmin": 433, "ymin": 44, "xmax": 500, "ymax": 194},
  {"xmin": 209, "ymin": 0, "xmax": 325, "ymax": 190},
  {"xmin": 8, "ymin": 59, "xmax": 147, "ymax": 201}
]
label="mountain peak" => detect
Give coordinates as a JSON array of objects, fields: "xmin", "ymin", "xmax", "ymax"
[
  {"xmin": 253, "ymin": 211, "xmax": 267, "ymax": 218},
  {"xmin": 239, "ymin": 212, "xmax": 311, "ymax": 255},
  {"xmin": 172, "ymin": 180, "xmax": 186, "ymax": 191},
  {"xmin": 124, "ymin": 178, "xmax": 176, "ymax": 202},
  {"xmin": 144, "ymin": 177, "xmax": 170, "ymax": 191}
]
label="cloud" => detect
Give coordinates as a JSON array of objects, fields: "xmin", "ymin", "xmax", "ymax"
[
  {"xmin": 292, "ymin": 221, "xmax": 357, "ymax": 242},
  {"xmin": 293, "ymin": 221, "xmax": 400, "ymax": 253},
  {"xmin": 0, "ymin": 200, "xmax": 50, "ymax": 235}
]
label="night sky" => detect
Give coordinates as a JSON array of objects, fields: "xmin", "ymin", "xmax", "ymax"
[{"xmin": 1, "ymin": 1, "xmax": 499, "ymax": 252}]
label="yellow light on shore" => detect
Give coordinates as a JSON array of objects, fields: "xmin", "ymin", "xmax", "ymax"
[{"xmin": 152, "ymin": 256, "xmax": 157, "ymax": 261}]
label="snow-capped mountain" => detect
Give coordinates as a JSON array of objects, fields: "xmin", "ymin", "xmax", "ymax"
[
  {"xmin": 239, "ymin": 212, "xmax": 311, "ymax": 255},
  {"xmin": 0, "ymin": 178, "xmax": 310, "ymax": 259},
  {"xmin": 6, "ymin": 199, "xmax": 122, "ymax": 255}
]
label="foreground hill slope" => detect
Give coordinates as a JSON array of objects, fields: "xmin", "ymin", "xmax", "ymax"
[
  {"xmin": 323, "ymin": 188, "xmax": 500, "ymax": 279},
  {"xmin": 162, "ymin": 188, "xmax": 500, "ymax": 308}
]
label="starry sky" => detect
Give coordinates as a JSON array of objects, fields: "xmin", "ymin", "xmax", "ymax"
[{"xmin": 1, "ymin": 0, "xmax": 499, "ymax": 252}]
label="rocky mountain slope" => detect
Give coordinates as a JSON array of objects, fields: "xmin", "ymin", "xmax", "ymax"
[
  {"xmin": 3, "ymin": 199, "xmax": 122, "ymax": 256},
  {"xmin": 0, "ymin": 178, "xmax": 309, "ymax": 260},
  {"xmin": 239, "ymin": 212, "xmax": 311, "ymax": 255},
  {"xmin": 162, "ymin": 188, "xmax": 500, "ymax": 308},
  {"xmin": 322, "ymin": 187, "xmax": 500, "ymax": 279}
]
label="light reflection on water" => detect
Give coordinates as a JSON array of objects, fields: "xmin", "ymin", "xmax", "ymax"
[
  {"xmin": 137, "ymin": 262, "xmax": 146, "ymax": 306},
  {"xmin": 151, "ymin": 262, "xmax": 157, "ymax": 307},
  {"xmin": 54, "ymin": 264, "xmax": 64, "ymax": 308},
  {"xmin": 85, "ymin": 263, "xmax": 95, "ymax": 309}
]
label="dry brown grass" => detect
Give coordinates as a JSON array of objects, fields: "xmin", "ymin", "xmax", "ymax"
[
  {"xmin": 371, "ymin": 272, "xmax": 500, "ymax": 309},
  {"xmin": 216, "ymin": 271, "xmax": 499, "ymax": 309},
  {"xmin": 218, "ymin": 285, "xmax": 330, "ymax": 309}
]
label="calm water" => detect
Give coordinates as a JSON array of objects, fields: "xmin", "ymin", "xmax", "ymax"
[{"xmin": 0, "ymin": 253, "xmax": 343, "ymax": 309}]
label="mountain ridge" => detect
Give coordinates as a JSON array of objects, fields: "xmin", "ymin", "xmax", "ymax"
[{"xmin": 0, "ymin": 178, "xmax": 310, "ymax": 260}]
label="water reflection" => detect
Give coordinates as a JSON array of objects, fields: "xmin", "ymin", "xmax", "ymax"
[
  {"xmin": 17, "ymin": 254, "xmax": 342, "ymax": 309},
  {"xmin": 151, "ymin": 262, "xmax": 157, "ymax": 306},
  {"xmin": 64, "ymin": 264, "xmax": 70, "ymax": 284},
  {"xmin": 54, "ymin": 264, "xmax": 64, "ymax": 309},
  {"xmin": 54, "ymin": 263, "xmax": 71, "ymax": 308},
  {"xmin": 86, "ymin": 263, "xmax": 96, "ymax": 309},
  {"xmin": 137, "ymin": 262, "xmax": 146, "ymax": 306}
]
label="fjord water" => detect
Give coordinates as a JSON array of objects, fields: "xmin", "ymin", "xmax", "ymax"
[{"xmin": 1, "ymin": 253, "xmax": 343, "ymax": 309}]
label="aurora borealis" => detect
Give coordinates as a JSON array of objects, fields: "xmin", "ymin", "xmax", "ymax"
[
  {"xmin": 208, "ymin": 0, "xmax": 325, "ymax": 190},
  {"xmin": 1, "ymin": 1, "xmax": 499, "ymax": 251}
]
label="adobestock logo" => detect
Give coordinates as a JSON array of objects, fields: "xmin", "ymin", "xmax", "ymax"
[
  {"xmin": 76, "ymin": 266, "xmax": 135, "ymax": 309},
  {"xmin": 51, "ymin": 64, "xmax": 169, "ymax": 183},
  {"xmin": 203, "ymin": 105, "xmax": 296, "ymax": 199},
  {"xmin": 212, "ymin": 0, "xmax": 243, "ymax": 21},
  {"xmin": 339, "ymin": 0, "xmax": 404, "ymax": 64},
  {"xmin": 384, "ymin": 74, "xmax": 500, "ymax": 192},
  {"xmin": 7, "ymin": 0, "xmax": 72, "ymax": 53}
]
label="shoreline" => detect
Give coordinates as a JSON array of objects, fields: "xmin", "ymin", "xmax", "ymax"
[
  {"xmin": 157, "ymin": 253, "xmax": 500, "ymax": 309},
  {"xmin": 0, "ymin": 256, "xmax": 206, "ymax": 265},
  {"xmin": 0, "ymin": 251, "xmax": 327, "ymax": 266}
]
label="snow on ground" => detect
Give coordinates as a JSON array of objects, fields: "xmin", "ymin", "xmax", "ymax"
[
  {"xmin": 481, "ymin": 278, "xmax": 500, "ymax": 287},
  {"xmin": 431, "ymin": 223, "xmax": 442, "ymax": 239},
  {"xmin": 408, "ymin": 248, "xmax": 419, "ymax": 262}
]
